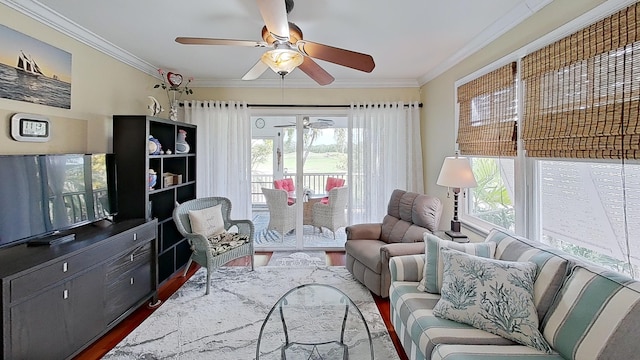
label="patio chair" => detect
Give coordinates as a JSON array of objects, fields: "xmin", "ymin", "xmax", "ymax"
[
  {"xmin": 321, "ymin": 177, "xmax": 345, "ymax": 204},
  {"xmin": 262, "ymin": 188, "xmax": 296, "ymax": 241},
  {"xmin": 312, "ymin": 186, "xmax": 349, "ymax": 238},
  {"xmin": 273, "ymin": 178, "xmax": 295, "ymax": 205},
  {"xmin": 172, "ymin": 197, "xmax": 254, "ymax": 295}
]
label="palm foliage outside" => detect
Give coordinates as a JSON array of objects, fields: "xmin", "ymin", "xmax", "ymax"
[{"xmin": 469, "ymin": 158, "xmax": 515, "ymax": 231}]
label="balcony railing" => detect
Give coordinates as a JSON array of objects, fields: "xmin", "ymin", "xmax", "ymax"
[{"xmin": 251, "ymin": 173, "xmax": 346, "ymax": 205}]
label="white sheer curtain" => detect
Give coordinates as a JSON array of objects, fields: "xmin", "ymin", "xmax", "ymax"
[
  {"xmin": 183, "ymin": 101, "xmax": 252, "ymax": 218},
  {"xmin": 349, "ymin": 101, "xmax": 423, "ymax": 224}
]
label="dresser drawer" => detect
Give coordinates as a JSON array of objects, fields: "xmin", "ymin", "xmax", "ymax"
[
  {"xmin": 105, "ymin": 263, "xmax": 153, "ymax": 324},
  {"xmin": 102, "ymin": 222, "xmax": 156, "ymax": 261},
  {"xmin": 10, "ymin": 222, "xmax": 156, "ymax": 303},
  {"xmin": 105, "ymin": 242, "xmax": 152, "ymax": 282},
  {"xmin": 10, "ymin": 244, "xmax": 107, "ymax": 302}
]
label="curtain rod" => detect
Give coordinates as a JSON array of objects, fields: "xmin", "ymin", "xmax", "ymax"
[{"xmin": 179, "ymin": 102, "xmax": 422, "ymax": 108}]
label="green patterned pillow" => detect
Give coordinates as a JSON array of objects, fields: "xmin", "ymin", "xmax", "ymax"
[
  {"xmin": 417, "ymin": 233, "xmax": 496, "ymax": 293},
  {"xmin": 432, "ymin": 248, "xmax": 553, "ymax": 354}
]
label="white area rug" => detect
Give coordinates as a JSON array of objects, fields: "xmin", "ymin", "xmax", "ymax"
[
  {"xmin": 103, "ymin": 266, "xmax": 400, "ymax": 360},
  {"xmin": 267, "ymin": 251, "xmax": 326, "ymax": 266}
]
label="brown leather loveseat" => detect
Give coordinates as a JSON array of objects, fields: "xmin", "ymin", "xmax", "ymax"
[{"xmin": 345, "ymin": 189, "xmax": 442, "ymax": 297}]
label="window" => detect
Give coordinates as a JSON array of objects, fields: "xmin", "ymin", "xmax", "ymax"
[
  {"xmin": 465, "ymin": 157, "xmax": 515, "ymax": 231},
  {"xmin": 456, "ymin": 2, "xmax": 640, "ymax": 278},
  {"xmin": 537, "ymin": 160, "xmax": 640, "ymax": 277}
]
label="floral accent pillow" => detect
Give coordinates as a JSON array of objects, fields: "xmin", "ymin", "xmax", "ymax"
[
  {"xmin": 432, "ymin": 248, "xmax": 553, "ymax": 354},
  {"xmin": 417, "ymin": 233, "xmax": 496, "ymax": 293}
]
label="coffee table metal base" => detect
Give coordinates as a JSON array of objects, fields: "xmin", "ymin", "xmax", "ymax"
[{"xmin": 256, "ymin": 284, "xmax": 373, "ymax": 360}]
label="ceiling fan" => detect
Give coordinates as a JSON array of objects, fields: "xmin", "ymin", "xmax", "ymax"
[
  {"xmin": 175, "ymin": 0, "xmax": 375, "ymax": 86},
  {"xmin": 274, "ymin": 117, "xmax": 335, "ymax": 129}
]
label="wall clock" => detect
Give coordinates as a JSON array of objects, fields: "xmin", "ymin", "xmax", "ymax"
[
  {"xmin": 255, "ymin": 118, "xmax": 265, "ymax": 129},
  {"xmin": 11, "ymin": 113, "xmax": 51, "ymax": 142}
]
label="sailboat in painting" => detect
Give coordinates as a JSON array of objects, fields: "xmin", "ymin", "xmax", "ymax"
[{"xmin": 16, "ymin": 50, "xmax": 44, "ymax": 76}]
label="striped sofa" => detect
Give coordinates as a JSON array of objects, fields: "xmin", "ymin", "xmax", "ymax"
[{"xmin": 389, "ymin": 228, "xmax": 640, "ymax": 360}]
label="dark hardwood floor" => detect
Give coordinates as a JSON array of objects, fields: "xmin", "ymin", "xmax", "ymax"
[{"xmin": 74, "ymin": 251, "xmax": 409, "ymax": 360}]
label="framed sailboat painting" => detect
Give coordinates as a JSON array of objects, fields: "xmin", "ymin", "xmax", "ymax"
[{"xmin": 0, "ymin": 24, "xmax": 72, "ymax": 109}]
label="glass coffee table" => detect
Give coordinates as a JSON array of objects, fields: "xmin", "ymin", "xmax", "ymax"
[{"xmin": 256, "ymin": 284, "xmax": 374, "ymax": 360}]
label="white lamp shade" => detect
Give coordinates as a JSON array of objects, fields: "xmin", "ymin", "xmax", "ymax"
[{"xmin": 437, "ymin": 156, "xmax": 478, "ymax": 189}]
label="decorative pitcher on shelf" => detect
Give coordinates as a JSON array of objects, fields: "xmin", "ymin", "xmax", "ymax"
[{"xmin": 175, "ymin": 129, "xmax": 190, "ymax": 154}]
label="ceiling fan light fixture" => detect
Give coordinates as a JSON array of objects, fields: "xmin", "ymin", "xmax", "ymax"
[{"xmin": 261, "ymin": 47, "xmax": 304, "ymax": 76}]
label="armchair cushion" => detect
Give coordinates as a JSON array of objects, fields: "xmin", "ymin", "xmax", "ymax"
[
  {"xmin": 188, "ymin": 204, "xmax": 225, "ymax": 237},
  {"xmin": 206, "ymin": 232, "xmax": 251, "ymax": 256}
]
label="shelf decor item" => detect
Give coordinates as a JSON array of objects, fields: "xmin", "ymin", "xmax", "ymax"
[
  {"xmin": 154, "ymin": 69, "xmax": 194, "ymax": 121},
  {"xmin": 148, "ymin": 169, "xmax": 157, "ymax": 190},
  {"xmin": 175, "ymin": 129, "xmax": 190, "ymax": 154},
  {"xmin": 148, "ymin": 135, "xmax": 162, "ymax": 155}
]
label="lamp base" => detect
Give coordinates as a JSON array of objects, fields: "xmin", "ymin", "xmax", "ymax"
[
  {"xmin": 450, "ymin": 220, "xmax": 461, "ymax": 232},
  {"xmin": 445, "ymin": 230, "xmax": 467, "ymax": 239}
]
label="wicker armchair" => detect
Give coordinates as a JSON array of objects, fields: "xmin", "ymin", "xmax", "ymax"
[
  {"xmin": 172, "ymin": 197, "xmax": 254, "ymax": 295},
  {"xmin": 261, "ymin": 187, "xmax": 296, "ymax": 241},
  {"xmin": 312, "ymin": 186, "xmax": 349, "ymax": 238}
]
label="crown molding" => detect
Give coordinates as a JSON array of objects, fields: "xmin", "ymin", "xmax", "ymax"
[
  {"xmin": 417, "ymin": 0, "xmax": 553, "ymax": 85},
  {"xmin": 1, "ymin": 0, "xmax": 160, "ymax": 77}
]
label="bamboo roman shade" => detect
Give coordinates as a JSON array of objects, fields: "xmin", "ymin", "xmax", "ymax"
[
  {"xmin": 457, "ymin": 62, "xmax": 517, "ymax": 157},
  {"xmin": 522, "ymin": 3, "xmax": 640, "ymax": 159}
]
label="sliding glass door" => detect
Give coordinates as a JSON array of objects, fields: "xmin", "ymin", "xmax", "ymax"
[{"xmin": 251, "ymin": 113, "xmax": 348, "ymax": 251}]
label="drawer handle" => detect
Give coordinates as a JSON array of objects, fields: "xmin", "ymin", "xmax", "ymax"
[
  {"xmin": 62, "ymin": 262, "xmax": 68, "ymax": 273},
  {"xmin": 63, "ymin": 289, "xmax": 69, "ymax": 299},
  {"xmin": 130, "ymin": 277, "xmax": 134, "ymax": 285},
  {"xmin": 133, "ymin": 233, "xmax": 137, "ymax": 241},
  {"xmin": 130, "ymin": 254, "xmax": 134, "ymax": 262}
]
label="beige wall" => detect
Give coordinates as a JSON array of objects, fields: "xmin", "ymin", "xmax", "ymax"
[
  {"xmin": 0, "ymin": 3, "xmax": 155, "ymax": 155},
  {"xmin": 421, "ymin": 0, "xmax": 607, "ymax": 237}
]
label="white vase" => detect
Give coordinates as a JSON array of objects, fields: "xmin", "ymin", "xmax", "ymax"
[{"xmin": 175, "ymin": 130, "xmax": 190, "ymax": 153}]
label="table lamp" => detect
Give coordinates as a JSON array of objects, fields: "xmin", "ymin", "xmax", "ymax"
[{"xmin": 436, "ymin": 153, "xmax": 478, "ymax": 238}]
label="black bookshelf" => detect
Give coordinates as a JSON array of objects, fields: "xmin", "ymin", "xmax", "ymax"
[{"xmin": 112, "ymin": 115, "xmax": 197, "ymax": 284}]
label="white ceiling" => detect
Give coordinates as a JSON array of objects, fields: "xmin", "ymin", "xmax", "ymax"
[{"xmin": 4, "ymin": 0, "xmax": 553, "ymax": 88}]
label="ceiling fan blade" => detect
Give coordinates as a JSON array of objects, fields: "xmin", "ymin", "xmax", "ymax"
[
  {"xmin": 308, "ymin": 122, "xmax": 331, "ymax": 129},
  {"xmin": 242, "ymin": 60, "xmax": 269, "ymax": 80},
  {"xmin": 257, "ymin": 0, "xmax": 290, "ymax": 42},
  {"xmin": 298, "ymin": 57, "xmax": 334, "ymax": 86},
  {"xmin": 297, "ymin": 41, "xmax": 375, "ymax": 73},
  {"xmin": 175, "ymin": 37, "xmax": 268, "ymax": 47}
]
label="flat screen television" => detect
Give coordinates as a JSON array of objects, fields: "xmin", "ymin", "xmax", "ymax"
[{"xmin": 0, "ymin": 153, "xmax": 118, "ymax": 248}]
